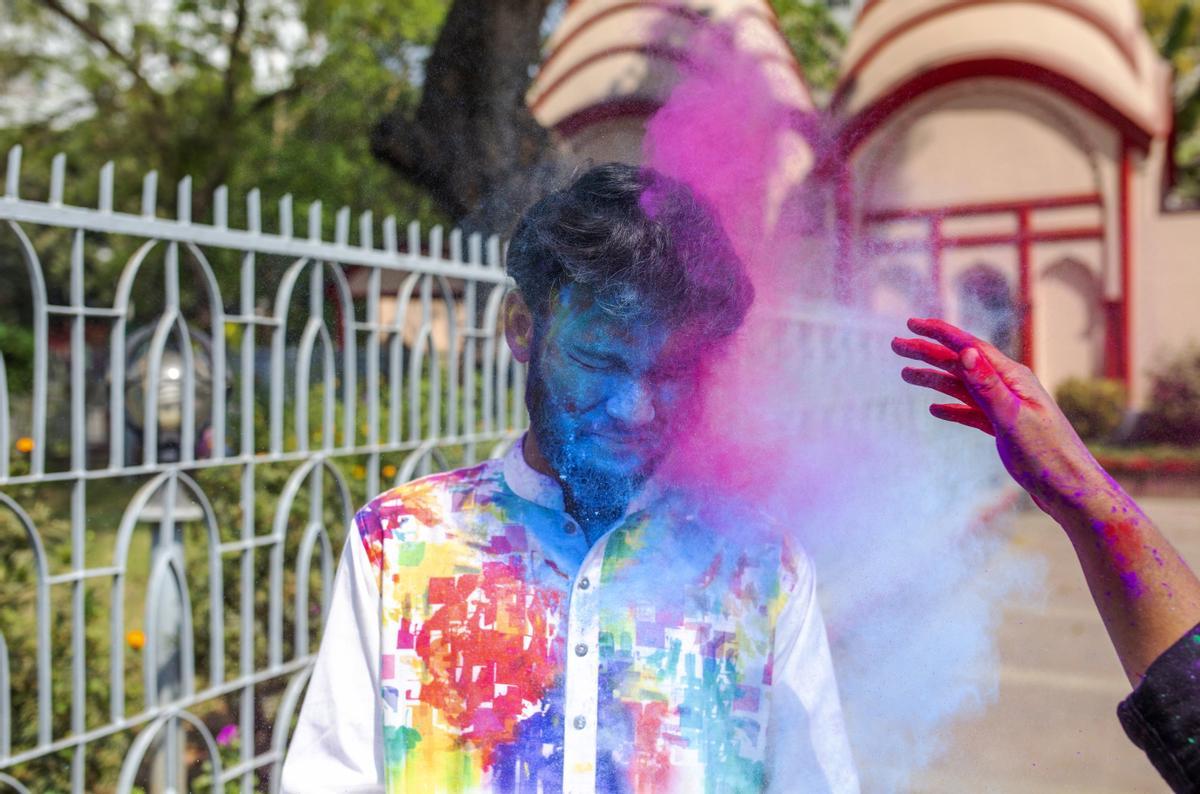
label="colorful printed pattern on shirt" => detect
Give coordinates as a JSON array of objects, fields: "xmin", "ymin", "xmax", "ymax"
[
  {"xmin": 595, "ymin": 508, "xmax": 792, "ymax": 794},
  {"xmin": 355, "ymin": 462, "xmax": 797, "ymax": 793}
]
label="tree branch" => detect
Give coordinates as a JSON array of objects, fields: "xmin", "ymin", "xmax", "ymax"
[
  {"xmin": 35, "ymin": 0, "xmax": 163, "ymax": 107},
  {"xmin": 244, "ymin": 71, "xmax": 312, "ymax": 117},
  {"xmin": 221, "ymin": 0, "xmax": 249, "ymax": 121}
]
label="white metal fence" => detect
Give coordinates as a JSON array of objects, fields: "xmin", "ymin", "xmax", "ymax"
[
  {"xmin": 0, "ymin": 145, "xmax": 922, "ymax": 793},
  {"xmin": 0, "ymin": 144, "xmax": 528, "ymax": 793}
]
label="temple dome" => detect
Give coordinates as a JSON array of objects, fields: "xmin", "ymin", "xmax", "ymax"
[
  {"xmin": 528, "ymin": 0, "xmax": 812, "ymax": 138},
  {"xmin": 836, "ymin": 0, "xmax": 1172, "ymax": 139}
]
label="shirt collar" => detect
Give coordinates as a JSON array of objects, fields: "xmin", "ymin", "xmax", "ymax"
[
  {"xmin": 502, "ymin": 434, "xmax": 565, "ymax": 512},
  {"xmin": 502, "ymin": 433, "xmax": 664, "ymax": 519}
]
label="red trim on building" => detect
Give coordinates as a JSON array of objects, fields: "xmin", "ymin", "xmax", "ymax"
[
  {"xmin": 531, "ymin": 44, "xmax": 688, "ymax": 114},
  {"xmin": 866, "ymin": 193, "xmax": 1108, "ymax": 369},
  {"xmin": 552, "ymin": 96, "xmax": 664, "ymax": 138},
  {"xmin": 868, "ymin": 225, "xmax": 1104, "ymax": 251},
  {"xmin": 857, "ymin": 0, "xmax": 884, "ymax": 23},
  {"xmin": 838, "ymin": 58, "xmax": 1153, "ymax": 157},
  {"xmin": 1103, "ymin": 299, "xmax": 1124, "ymax": 380},
  {"xmin": 948, "ymin": 226, "xmax": 1104, "ymax": 247},
  {"xmin": 1117, "ymin": 138, "xmax": 1133, "ymax": 388},
  {"xmin": 842, "ymin": 0, "xmax": 1138, "ymax": 78},
  {"xmin": 929, "ymin": 216, "xmax": 945, "ymax": 314},
  {"xmin": 533, "ymin": 3, "xmax": 810, "ymax": 124},
  {"xmin": 1017, "ymin": 208, "xmax": 1033, "ymax": 367},
  {"xmin": 538, "ymin": 2, "xmax": 706, "ymax": 89},
  {"xmin": 834, "ymin": 162, "xmax": 855, "ymax": 303},
  {"xmin": 865, "ymin": 192, "xmax": 1101, "ymax": 222}
]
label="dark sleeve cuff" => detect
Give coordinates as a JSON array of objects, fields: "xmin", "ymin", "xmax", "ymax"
[{"xmin": 1117, "ymin": 622, "xmax": 1200, "ymax": 793}]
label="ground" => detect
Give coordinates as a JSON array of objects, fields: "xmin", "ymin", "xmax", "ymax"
[{"xmin": 912, "ymin": 496, "xmax": 1200, "ymax": 793}]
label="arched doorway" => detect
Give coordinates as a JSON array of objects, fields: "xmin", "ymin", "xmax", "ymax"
[{"xmin": 1038, "ymin": 256, "xmax": 1104, "ymax": 391}]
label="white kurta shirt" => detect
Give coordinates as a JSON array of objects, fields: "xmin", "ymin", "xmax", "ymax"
[{"xmin": 282, "ymin": 437, "xmax": 858, "ymax": 793}]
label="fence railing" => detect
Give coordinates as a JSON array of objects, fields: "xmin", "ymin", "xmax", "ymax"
[
  {"xmin": 0, "ymin": 145, "xmax": 527, "ymax": 793},
  {"xmin": 0, "ymin": 145, "xmax": 928, "ymax": 793}
]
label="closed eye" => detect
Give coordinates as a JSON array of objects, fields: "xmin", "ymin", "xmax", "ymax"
[{"xmin": 568, "ymin": 353, "xmax": 615, "ymax": 372}]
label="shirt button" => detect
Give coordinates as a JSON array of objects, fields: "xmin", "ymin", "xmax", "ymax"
[
  {"xmin": 578, "ymin": 577, "xmax": 590, "ymax": 590},
  {"xmin": 574, "ymin": 643, "xmax": 588, "ymax": 657},
  {"xmin": 564, "ymin": 522, "xmax": 576, "ymax": 535},
  {"xmin": 573, "ymin": 715, "xmax": 587, "ymax": 730}
]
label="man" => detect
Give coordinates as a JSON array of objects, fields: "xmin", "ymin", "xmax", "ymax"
[{"xmin": 281, "ymin": 163, "xmax": 859, "ymax": 793}]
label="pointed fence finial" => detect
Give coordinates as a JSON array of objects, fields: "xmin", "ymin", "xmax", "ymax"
[
  {"xmin": 468, "ymin": 232, "xmax": 483, "ymax": 265},
  {"xmin": 49, "ymin": 153, "xmax": 66, "ymax": 205},
  {"xmin": 407, "ymin": 220, "xmax": 421, "ymax": 257},
  {"xmin": 213, "ymin": 185, "xmax": 228, "ymax": 228},
  {"xmin": 486, "ymin": 234, "xmax": 501, "ymax": 268},
  {"xmin": 176, "ymin": 176, "xmax": 191, "ymax": 223},
  {"xmin": 429, "ymin": 225, "xmax": 444, "ymax": 260},
  {"xmin": 307, "ymin": 200, "xmax": 322, "ymax": 241},
  {"xmin": 4, "ymin": 145, "xmax": 21, "ymax": 199},
  {"xmin": 359, "ymin": 210, "xmax": 373, "ymax": 249},
  {"xmin": 279, "ymin": 194, "xmax": 293, "ymax": 238},
  {"xmin": 141, "ymin": 171, "xmax": 158, "ymax": 217},
  {"xmin": 335, "ymin": 206, "xmax": 350, "ymax": 246},
  {"xmin": 247, "ymin": 188, "xmax": 261, "ymax": 233},
  {"xmin": 383, "ymin": 216, "xmax": 398, "ymax": 253},
  {"xmin": 98, "ymin": 162, "xmax": 114, "ymax": 212}
]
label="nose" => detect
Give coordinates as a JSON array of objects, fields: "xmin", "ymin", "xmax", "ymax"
[{"xmin": 605, "ymin": 379, "xmax": 656, "ymax": 426}]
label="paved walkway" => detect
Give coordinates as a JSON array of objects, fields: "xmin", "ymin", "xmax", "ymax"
[{"xmin": 910, "ymin": 497, "xmax": 1200, "ymax": 793}]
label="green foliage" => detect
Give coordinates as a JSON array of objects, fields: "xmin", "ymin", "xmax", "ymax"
[
  {"xmin": 767, "ymin": 0, "xmax": 847, "ymax": 100},
  {"xmin": 0, "ymin": 320, "xmax": 34, "ymax": 391},
  {"xmin": 1139, "ymin": 344, "xmax": 1200, "ymax": 445},
  {"xmin": 1054, "ymin": 377, "xmax": 1127, "ymax": 442},
  {"xmin": 0, "ymin": 0, "xmax": 452, "ymax": 306},
  {"xmin": 1140, "ymin": 0, "xmax": 1200, "ymax": 204},
  {"xmin": 0, "ymin": 348, "xmax": 506, "ymax": 789}
]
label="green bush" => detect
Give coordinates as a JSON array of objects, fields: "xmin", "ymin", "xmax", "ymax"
[
  {"xmin": 1139, "ymin": 345, "xmax": 1200, "ymax": 446},
  {"xmin": 1055, "ymin": 377, "xmax": 1127, "ymax": 442}
]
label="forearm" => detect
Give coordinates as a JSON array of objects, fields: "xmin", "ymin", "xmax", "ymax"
[{"xmin": 1048, "ymin": 469, "xmax": 1200, "ymax": 685}]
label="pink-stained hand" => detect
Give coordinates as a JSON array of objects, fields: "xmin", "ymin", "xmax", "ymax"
[
  {"xmin": 894, "ymin": 318, "xmax": 1200, "ymax": 691},
  {"xmin": 891, "ymin": 317, "xmax": 1108, "ymax": 516}
]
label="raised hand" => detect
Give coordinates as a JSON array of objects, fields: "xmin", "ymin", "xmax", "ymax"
[
  {"xmin": 891, "ymin": 317, "xmax": 1107, "ymax": 517},
  {"xmin": 892, "ymin": 317, "xmax": 1200, "ymax": 686}
]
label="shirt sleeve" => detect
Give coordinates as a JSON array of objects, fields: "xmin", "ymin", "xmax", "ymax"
[
  {"xmin": 1116, "ymin": 621, "xmax": 1200, "ymax": 793},
  {"xmin": 280, "ymin": 523, "xmax": 384, "ymax": 793},
  {"xmin": 766, "ymin": 552, "xmax": 861, "ymax": 794}
]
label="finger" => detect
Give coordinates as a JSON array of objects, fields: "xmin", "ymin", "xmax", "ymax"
[
  {"xmin": 906, "ymin": 317, "xmax": 979, "ymax": 353},
  {"xmin": 891, "ymin": 336, "xmax": 959, "ymax": 371},
  {"xmin": 958, "ymin": 346, "xmax": 1019, "ymax": 419},
  {"xmin": 901, "ymin": 366, "xmax": 976, "ymax": 405},
  {"xmin": 929, "ymin": 403, "xmax": 996, "ymax": 436}
]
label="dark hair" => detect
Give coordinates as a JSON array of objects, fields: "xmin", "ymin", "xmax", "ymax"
[{"xmin": 505, "ymin": 163, "xmax": 753, "ymax": 340}]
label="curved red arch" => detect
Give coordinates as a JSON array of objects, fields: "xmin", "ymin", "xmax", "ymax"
[
  {"xmin": 532, "ymin": 2, "xmax": 808, "ymax": 115},
  {"xmin": 553, "ymin": 96, "xmax": 665, "ymax": 138},
  {"xmin": 841, "ymin": 0, "xmax": 1139, "ymax": 82},
  {"xmin": 537, "ymin": 1, "xmax": 707, "ymax": 93},
  {"xmin": 837, "ymin": 57, "xmax": 1153, "ymax": 158},
  {"xmin": 531, "ymin": 43, "xmax": 689, "ymax": 115}
]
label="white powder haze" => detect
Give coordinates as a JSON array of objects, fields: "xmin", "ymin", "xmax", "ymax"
[{"xmin": 642, "ymin": 18, "xmax": 1045, "ymax": 791}]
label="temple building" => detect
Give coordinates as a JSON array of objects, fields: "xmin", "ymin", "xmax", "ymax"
[{"xmin": 530, "ymin": 0, "xmax": 1200, "ymax": 407}]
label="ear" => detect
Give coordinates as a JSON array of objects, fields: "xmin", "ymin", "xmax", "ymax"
[{"xmin": 503, "ymin": 290, "xmax": 535, "ymax": 364}]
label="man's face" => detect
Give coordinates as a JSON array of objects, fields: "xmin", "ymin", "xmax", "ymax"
[{"xmin": 524, "ymin": 285, "xmax": 710, "ymax": 511}]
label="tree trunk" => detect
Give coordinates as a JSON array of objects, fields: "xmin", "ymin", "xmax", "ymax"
[{"xmin": 370, "ymin": 0, "xmax": 565, "ymax": 235}]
